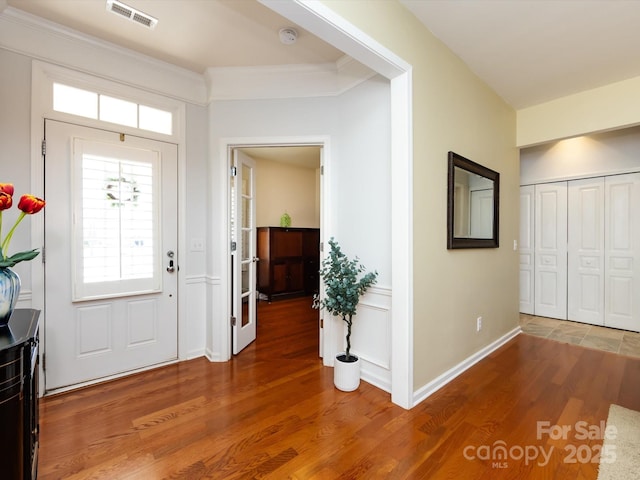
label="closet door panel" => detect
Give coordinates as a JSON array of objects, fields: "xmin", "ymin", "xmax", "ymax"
[
  {"xmin": 605, "ymin": 173, "xmax": 640, "ymax": 332},
  {"xmin": 519, "ymin": 185, "xmax": 535, "ymax": 314},
  {"xmin": 568, "ymin": 178, "xmax": 605, "ymax": 325},
  {"xmin": 534, "ymin": 182, "xmax": 568, "ymax": 319}
]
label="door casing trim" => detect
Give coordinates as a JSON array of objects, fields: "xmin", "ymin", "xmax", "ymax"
[{"xmin": 219, "ymin": 136, "xmax": 333, "ymax": 363}]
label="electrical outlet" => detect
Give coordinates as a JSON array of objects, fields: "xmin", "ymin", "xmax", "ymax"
[{"xmin": 476, "ymin": 316, "xmax": 482, "ymax": 332}]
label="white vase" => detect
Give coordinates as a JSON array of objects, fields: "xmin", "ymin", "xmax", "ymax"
[{"xmin": 333, "ymin": 353, "xmax": 360, "ymax": 391}]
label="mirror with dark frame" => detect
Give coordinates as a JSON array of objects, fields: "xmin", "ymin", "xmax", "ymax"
[{"xmin": 447, "ymin": 151, "xmax": 500, "ymax": 249}]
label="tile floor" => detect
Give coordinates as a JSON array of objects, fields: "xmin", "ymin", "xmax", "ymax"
[{"xmin": 520, "ymin": 314, "xmax": 640, "ymax": 358}]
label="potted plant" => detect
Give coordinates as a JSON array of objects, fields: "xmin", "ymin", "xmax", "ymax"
[{"xmin": 313, "ymin": 238, "xmax": 377, "ymax": 391}]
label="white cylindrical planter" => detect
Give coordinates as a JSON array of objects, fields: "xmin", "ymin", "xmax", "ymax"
[{"xmin": 333, "ymin": 353, "xmax": 361, "ymax": 391}]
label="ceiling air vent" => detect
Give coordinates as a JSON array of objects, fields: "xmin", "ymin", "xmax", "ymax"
[{"xmin": 106, "ymin": 0, "xmax": 158, "ymax": 29}]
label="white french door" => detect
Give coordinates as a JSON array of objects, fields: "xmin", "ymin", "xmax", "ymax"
[
  {"xmin": 231, "ymin": 150, "xmax": 257, "ymax": 354},
  {"xmin": 44, "ymin": 120, "xmax": 178, "ymax": 391}
]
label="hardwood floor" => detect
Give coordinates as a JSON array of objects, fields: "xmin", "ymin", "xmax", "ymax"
[{"xmin": 39, "ymin": 297, "xmax": 640, "ymax": 479}]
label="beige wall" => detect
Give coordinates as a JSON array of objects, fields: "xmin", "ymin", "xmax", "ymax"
[
  {"xmin": 322, "ymin": 1, "xmax": 519, "ymax": 391},
  {"xmin": 517, "ymin": 75, "xmax": 640, "ymax": 147},
  {"xmin": 255, "ymin": 158, "xmax": 320, "ymax": 228}
]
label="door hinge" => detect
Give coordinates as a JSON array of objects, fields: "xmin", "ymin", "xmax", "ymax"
[
  {"xmin": 41, "ymin": 246, "xmax": 45, "ymax": 264},
  {"xmin": 320, "ymin": 241, "xmax": 323, "ymax": 253},
  {"xmin": 320, "ymin": 318, "xmax": 323, "ymax": 328},
  {"xmin": 230, "ymin": 166, "xmax": 237, "ymax": 177},
  {"xmin": 230, "ymin": 241, "xmax": 237, "ymax": 252},
  {"xmin": 41, "ymin": 139, "xmax": 46, "ymax": 156},
  {"xmin": 42, "ymin": 353, "xmax": 46, "ymax": 371},
  {"xmin": 231, "ymin": 316, "xmax": 237, "ymax": 326}
]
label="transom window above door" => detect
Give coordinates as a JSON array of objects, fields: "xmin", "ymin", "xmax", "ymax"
[{"xmin": 53, "ymin": 82, "xmax": 173, "ymax": 135}]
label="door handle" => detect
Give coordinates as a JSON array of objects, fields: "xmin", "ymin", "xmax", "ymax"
[{"xmin": 167, "ymin": 259, "xmax": 175, "ymax": 273}]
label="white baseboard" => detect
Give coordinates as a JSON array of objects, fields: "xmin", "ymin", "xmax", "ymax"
[
  {"xmin": 412, "ymin": 327, "xmax": 522, "ymax": 407},
  {"xmin": 361, "ymin": 368, "xmax": 392, "ymax": 393},
  {"xmin": 205, "ymin": 348, "xmax": 226, "ymax": 362},
  {"xmin": 186, "ymin": 349, "xmax": 205, "ymax": 360}
]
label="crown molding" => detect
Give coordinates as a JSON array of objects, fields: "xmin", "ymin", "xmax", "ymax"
[
  {"xmin": 1, "ymin": 5, "xmax": 376, "ymax": 105},
  {"xmin": 0, "ymin": 6, "xmax": 207, "ymax": 105},
  {"xmin": 205, "ymin": 55, "xmax": 375, "ymax": 101}
]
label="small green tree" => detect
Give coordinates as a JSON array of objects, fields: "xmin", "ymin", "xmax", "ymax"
[{"xmin": 313, "ymin": 238, "xmax": 378, "ymax": 361}]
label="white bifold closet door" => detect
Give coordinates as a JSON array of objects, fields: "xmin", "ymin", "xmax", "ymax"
[
  {"xmin": 568, "ymin": 178, "xmax": 605, "ymax": 325},
  {"xmin": 519, "ymin": 185, "xmax": 535, "ymax": 314},
  {"xmin": 524, "ymin": 173, "xmax": 640, "ymax": 333},
  {"xmin": 604, "ymin": 173, "xmax": 640, "ymax": 332},
  {"xmin": 534, "ymin": 182, "xmax": 568, "ymax": 319}
]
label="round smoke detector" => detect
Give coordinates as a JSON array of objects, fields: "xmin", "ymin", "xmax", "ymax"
[{"xmin": 279, "ymin": 27, "xmax": 298, "ymax": 45}]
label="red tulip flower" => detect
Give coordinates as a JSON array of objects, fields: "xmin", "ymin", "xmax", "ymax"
[
  {"xmin": 0, "ymin": 184, "xmax": 14, "ymax": 196},
  {"xmin": 0, "ymin": 192, "xmax": 12, "ymax": 211},
  {"xmin": 0, "ymin": 185, "xmax": 45, "ymax": 267},
  {"xmin": 18, "ymin": 195, "xmax": 46, "ymax": 215}
]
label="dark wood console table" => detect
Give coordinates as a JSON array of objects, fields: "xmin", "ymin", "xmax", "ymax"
[
  {"xmin": 257, "ymin": 227, "xmax": 320, "ymax": 301},
  {"xmin": 0, "ymin": 309, "xmax": 40, "ymax": 480}
]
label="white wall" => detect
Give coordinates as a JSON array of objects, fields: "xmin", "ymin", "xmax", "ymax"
[
  {"xmin": 521, "ymin": 126, "xmax": 640, "ymax": 185},
  {"xmin": 0, "ymin": 49, "xmax": 36, "ymax": 301},
  {"xmin": 517, "ymin": 75, "xmax": 640, "ymax": 147},
  {"xmin": 333, "ymin": 75, "xmax": 392, "ymax": 281},
  {"xmin": 183, "ymin": 102, "xmax": 209, "ymax": 357}
]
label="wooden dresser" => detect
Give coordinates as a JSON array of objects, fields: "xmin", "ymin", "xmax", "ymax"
[
  {"xmin": 0, "ymin": 309, "xmax": 40, "ymax": 480},
  {"xmin": 257, "ymin": 227, "xmax": 320, "ymax": 301}
]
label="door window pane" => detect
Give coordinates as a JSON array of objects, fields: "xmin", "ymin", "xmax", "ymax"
[
  {"xmin": 82, "ymin": 156, "xmax": 155, "ymax": 282},
  {"xmin": 72, "ymin": 139, "xmax": 161, "ymax": 300},
  {"xmin": 100, "ymin": 95, "xmax": 137, "ymax": 127},
  {"xmin": 53, "ymin": 83, "xmax": 98, "ymax": 119},
  {"xmin": 139, "ymin": 105, "xmax": 172, "ymax": 135}
]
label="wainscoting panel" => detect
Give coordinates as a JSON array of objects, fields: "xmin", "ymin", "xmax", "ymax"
[
  {"xmin": 185, "ymin": 274, "xmax": 208, "ymax": 359},
  {"xmin": 351, "ymin": 286, "xmax": 392, "ymax": 392}
]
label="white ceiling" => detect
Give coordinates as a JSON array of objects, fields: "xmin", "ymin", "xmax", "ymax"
[
  {"xmin": 5, "ymin": 0, "xmax": 344, "ymax": 72},
  {"xmin": 400, "ymin": 0, "xmax": 640, "ymax": 109},
  {"xmin": 6, "ymin": 0, "xmax": 640, "ymax": 109}
]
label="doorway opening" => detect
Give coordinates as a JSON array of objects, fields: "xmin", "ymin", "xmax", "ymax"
[{"xmin": 228, "ymin": 143, "xmax": 325, "ymax": 359}]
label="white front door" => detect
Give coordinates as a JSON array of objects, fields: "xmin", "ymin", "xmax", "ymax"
[
  {"xmin": 534, "ymin": 182, "xmax": 568, "ymax": 319},
  {"xmin": 231, "ymin": 150, "xmax": 257, "ymax": 354},
  {"xmin": 44, "ymin": 120, "xmax": 178, "ymax": 391},
  {"xmin": 604, "ymin": 173, "xmax": 640, "ymax": 332}
]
